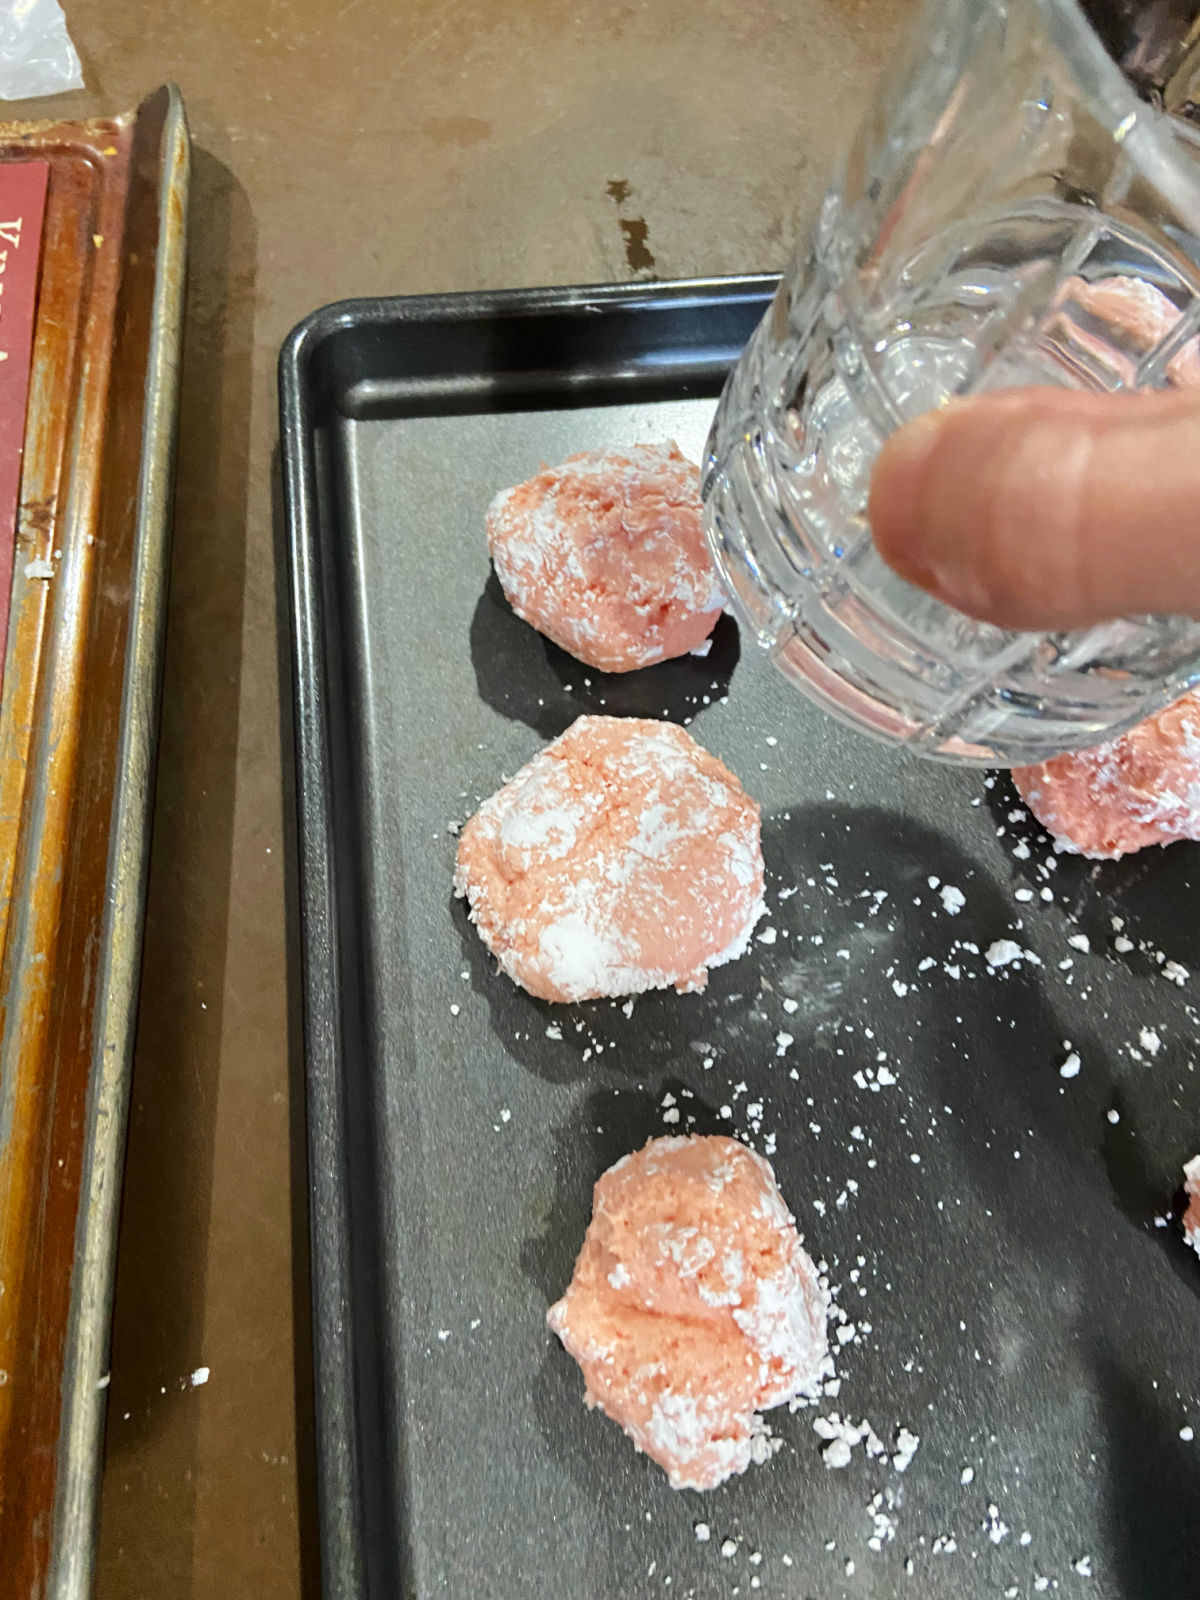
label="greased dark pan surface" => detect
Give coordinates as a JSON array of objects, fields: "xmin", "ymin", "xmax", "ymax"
[{"xmin": 281, "ymin": 279, "xmax": 1200, "ymax": 1600}]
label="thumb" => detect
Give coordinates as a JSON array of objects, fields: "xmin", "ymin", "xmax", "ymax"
[{"xmin": 868, "ymin": 385, "xmax": 1200, "ymax": 631}]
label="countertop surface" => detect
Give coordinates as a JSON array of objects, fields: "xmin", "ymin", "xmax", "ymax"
[{"xmin": 31, "ymin": 3, "xmax": 912, "ymax": 1593}]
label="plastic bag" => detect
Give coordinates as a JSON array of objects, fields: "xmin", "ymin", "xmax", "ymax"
[{"xmin": 0, "ymin": 0, "xmax": 83, "ymax": 101}]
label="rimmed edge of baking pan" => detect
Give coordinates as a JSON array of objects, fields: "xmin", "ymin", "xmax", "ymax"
[
  {"xmin": 43, "ymin": 85, "xmax": 190, "ymax": 1600},
  {"xmin": 0, "ymin": 85, "xmax": 189, "ymax": 1600}
]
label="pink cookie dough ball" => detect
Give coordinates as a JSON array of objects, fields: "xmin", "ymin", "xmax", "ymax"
[
  {"xmin": 453, "ymin": 716, "xmax": 764, "ymax": 1003},
  {"xmin": 547, "ymin": 1135, "xmax": 828, "ymax": 1491},
  {"xmin": 1014, "ymin": 689, "xmax": 1200, "ymax": 859},
  {"xmin": 486, "ymin": 442, "xmax": 724, "ymax": 673}
]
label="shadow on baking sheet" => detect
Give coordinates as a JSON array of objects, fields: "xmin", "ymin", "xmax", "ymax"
[
  {"xmin": 985, "ymin": 770, "xmax": 1200, "ymax": 1292},
  {"xmin": 1099, "ymin": 1090, "xmax": 1200, "ymax": 1297},
  {"xmin": 451, "ymin": 770, "xmax": 1200, "ymax": 1591},
  {"xmin": 985, "ymin": 770, "xmax": 1200, "ymax": 974},
  {"xmin": 469, "ymin": 568, "xmax": 740, "ymax": 739},
  {"xmin": 453, "ymin": 800, "xmax": 1084, "ymax": 1107},
  {"xmin": 1095, "ymin": 1352, "xmax": 1200, "ymax": 1598}
]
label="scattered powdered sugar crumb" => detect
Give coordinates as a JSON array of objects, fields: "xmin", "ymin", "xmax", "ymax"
[
  {"xmin": 939, "ymin": 884, "xmax": 965, "ymax": 914},
  {"xmin": 720, "ymin": 1538, "xmax": 738, "ymax": 1558},
  {"xmin": 866, "ymin": 1488, "xmax": 899, "ymax": 1550},
  {"xmin": 1060, "ymin": 1051, "xmax": 1081, "ymax": 1079},
  {"xmin": 757, "ymin": 925, "xmax": 777, "ymax": 945},
  {"xmin": 1181, "ymin": 1425, "xmax": 1194, "ymax": 1442},
  {"xmin": 24, "ymin": 556, "xmax": 54, "ymax": 580},
  {"xmin": 1139, "ymin": 1027, "xmax": 1161, "ymax": 1055},
  {"xmin": 814, "ymin": 1413, "xmax": 867, "ymax": 1469},
  {"xmin": 984, "ymin": 1503, "xmax": 1010, "ymax": 1544},
  {"xmin": 190, "ymin": 1366, "xmax": 210, "ymax": 1387},
  {"xmin": 1163, "ymin": 960, "xmax": 1189, "ymax": 987},
  {"xmin": 693, "ymin": 1522, "xmax": 711, "ymax": 1542},
  {"xmin": 1073, "ymin": 1555, "xmax": 1094, "ymax": 1576},
  {"xmin": 1067, "ymin": 932, "xmax": 1091, "ymax": 952},
  {"xmin": 985, "ymin": 939, "xmax": 1039, "ymax": 968},
  {"xmin": 814, "ymin": 1413, "xmax": 918, "ymax": 1475},
  {"xmin": 822, "ymin": 1436, "xmax": 854, "ymax": 1470}
]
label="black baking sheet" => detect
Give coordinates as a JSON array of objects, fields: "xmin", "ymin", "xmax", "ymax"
[{"xmin": 281, "ymin": 278, "xmax": 1200, "ymax": 1600}]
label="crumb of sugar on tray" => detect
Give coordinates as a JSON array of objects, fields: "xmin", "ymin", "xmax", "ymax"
[
  {"xmin": 486, "ymin": 443, "xmax": 723, "ymax": 672},
  {"xmin": 892, "ymin": 1427, "xmax": 920, "ymax": 1472},
  {"xmin": 985, "ymin": 1503, "xmax": 1010, "ymax": 1544},
  {"xmin": 454, "ymin": 717, "xmax": 763, "ymax": 1003},
  {"xmin": 985, "ymin": 939, "xmax": 1038, "ymax": 968},
  {"xmin": 547, "ymin": 1135, "xmax": 829, "ymax": 1491}
]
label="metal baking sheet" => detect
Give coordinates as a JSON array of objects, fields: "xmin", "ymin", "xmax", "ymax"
[
  {"xmin": 0, "ymin": 86, "xmax": 189, "ymax": 1600},
  {"xmin": 282, "ymin": 279, "xmax": 1200, "ymax": 1600}
]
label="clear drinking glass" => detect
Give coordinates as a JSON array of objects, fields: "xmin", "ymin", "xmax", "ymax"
[{"xmin": 703, "ymin": 0, "xmax": 1200, "ymax": 764}]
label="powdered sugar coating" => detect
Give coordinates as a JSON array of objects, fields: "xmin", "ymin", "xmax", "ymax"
[
  {"xmin": 1013, "ymin": 690, "xmax": 1200, "ymax": 859},
  {"xmin": 486, "ymin": 442, "xmax": 724, "ymax": 672},
  {"xmin": 547, "ymin": 1135, "xmax": 829, "ymax": 1491},
  {"xmin": 454, "ymin": 716, "xmax": 764, "ymax": 1002},
  {"xmin": 1184, "ymin": 1156, "xmax": 1200, "ymax": 1259}
]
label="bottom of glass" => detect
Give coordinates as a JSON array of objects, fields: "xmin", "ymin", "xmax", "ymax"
[
  {"xmin": 703, "ymin": 418, "xmax": 1200, "ymax": 768},
  {"xmin": 701, "ymin": 293, "xmax": 1200, "ymax": 769}
]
